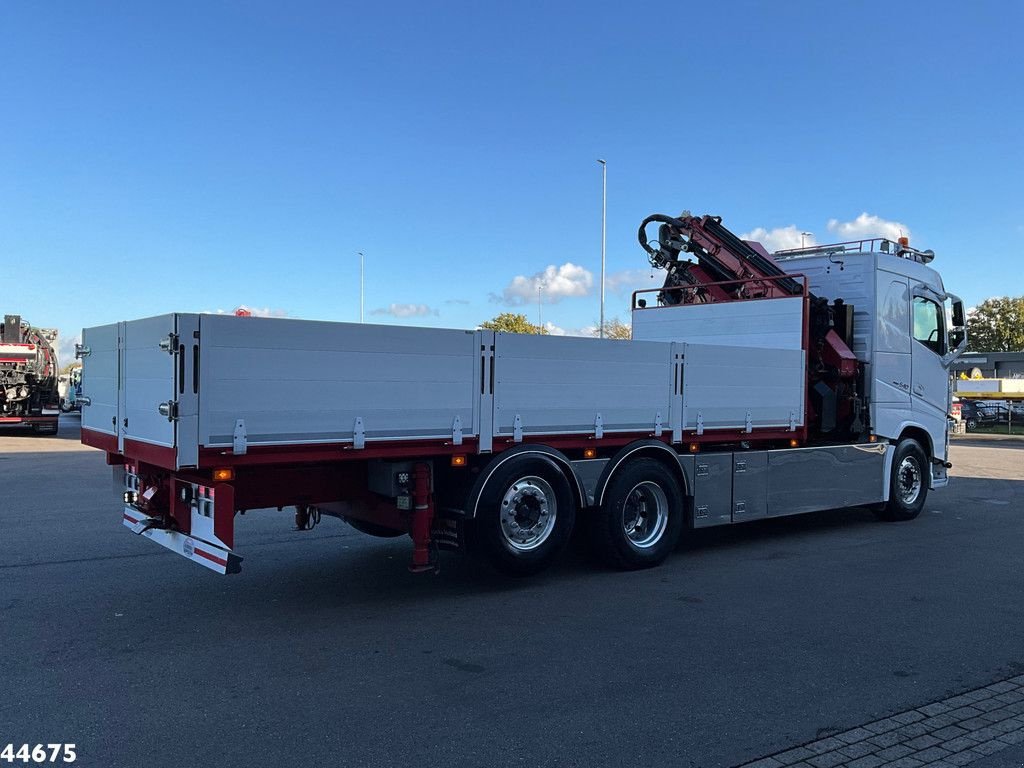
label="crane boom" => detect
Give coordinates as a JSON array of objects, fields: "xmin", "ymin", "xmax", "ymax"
[{"xmin": 638, "ymin": 213, "xmax": 803, "ymax": 305}]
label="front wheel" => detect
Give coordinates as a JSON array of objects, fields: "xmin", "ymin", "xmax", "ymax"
[
  {"xmin": 590, "ymin": 458, "xmax": 684, "ymax": 570},
  {"xmin": 876, "ymin": 438, "xmax": 929, "ymax": 521},
  {"xmin": 468, "ymin": 457, "xmax": 576, "ymax": 576}
]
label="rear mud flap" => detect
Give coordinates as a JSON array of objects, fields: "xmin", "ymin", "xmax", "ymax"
[{"xmin": 123, "ymin": 507, "xmax": 242, "ymax": 575}]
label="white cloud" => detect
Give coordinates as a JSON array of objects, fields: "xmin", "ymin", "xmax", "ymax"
[
  {"xmin": 57, "ymin": 332, "xmax": 81, "ymax": 368},
  {"xmin": 740, "ymin": 226, "xmax": 816, "ymax": 253},
  {"xmin": 370, "ymin": 303, "xmax": 438, "ymax": 318},
  {"xmin": 827, "ymin": 213, "xmax": 909, "ymax": 242},
  {"xmin": 555, "ymin": 323, "xmax": 599, "ymax": 337},
  {"xmin": 538, "ymin": 321, "xmax": 602, "ymax": 337},
  {"xmin": 493, "ymin": 262, "xmax": 594, "ymax": 306},
  {"xmin": 445, "ymin": 298, "xmax": 470, "ymax": 305},
  {"xmin": 604, "ymin": 268, "xmax": 662, "ymax": 294}
]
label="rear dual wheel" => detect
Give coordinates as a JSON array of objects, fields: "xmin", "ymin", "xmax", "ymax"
[
  {"xmin": 468, "ymin": 457, "xmax": 576, "ymax": 576},
  {"xmin": 590, "ymin": 458, "xmax": 684, "ymax": 570}
]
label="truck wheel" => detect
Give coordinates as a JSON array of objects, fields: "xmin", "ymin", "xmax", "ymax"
[
  {"xmin": 344, "ymin": 518, "xmax": 405, "ymax": 538},
  {"xmin": 966, "ymin": 418, "xmax": 977, "ymax": 431},
  {"xmin": 469, "ymin": 457, "xmax": 576, "ymax": 576},
  {"xmin": 876, "ymin": 439, "xmax": 928, "ymax": 521},
  {"xmin": 591, "ymin": 458, "xmax": 684, "ymax": 570}
]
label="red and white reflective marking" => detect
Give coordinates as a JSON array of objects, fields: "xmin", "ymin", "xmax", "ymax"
[{"xmin": 122, "ymin": 507, "xmax": 241, "ymax": 575}]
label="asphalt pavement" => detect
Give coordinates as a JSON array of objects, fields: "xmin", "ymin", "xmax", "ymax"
[{"xmin": 2, "ymin": 417, "xmax": 1023, "ymax": 768}]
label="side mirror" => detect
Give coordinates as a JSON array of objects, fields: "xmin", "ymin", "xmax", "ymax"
[{"xmin": 952, "ymin": 299, "xmax": 965, "ymax": 328}]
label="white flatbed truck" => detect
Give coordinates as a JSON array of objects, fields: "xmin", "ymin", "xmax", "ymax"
[{"xmin": 78, "ymin": 212, "xmax": 967, "ymax": 575}]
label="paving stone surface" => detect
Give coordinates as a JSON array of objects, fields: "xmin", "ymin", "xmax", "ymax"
[{"xmin": 736, "ymin": 676, "xmax": 1024, "ymax": 768}]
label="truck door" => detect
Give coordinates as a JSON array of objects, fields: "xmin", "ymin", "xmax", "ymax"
[{"xmin": 909, "ymin": 292, "xmax": 949, "ymax": 459}]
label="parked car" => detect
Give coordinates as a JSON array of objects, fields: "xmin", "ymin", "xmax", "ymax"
[{"xmin": 960, "ymin": 400, "xmax": 1001, "ymax": 430}]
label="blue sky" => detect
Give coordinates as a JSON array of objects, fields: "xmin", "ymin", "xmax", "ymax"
[{"xmin": 2, "ymin": 1, "xmax": 1021, "ymax": 362}]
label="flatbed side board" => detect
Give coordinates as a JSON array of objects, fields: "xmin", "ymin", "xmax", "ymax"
[
  {"xmin": 198, "ymin": 316, "xmax": 481, "ymax": 450},
  {"xmin": 492, "ymin": 335, "xmax": 672, "ymax": 438},
  {"xmin": 79, "ymin": 322, "xmax": 120, "ymax": 438},
  {"xmin": 682, "ymin": 343, "xmax": 805, "ymax": 432},
  {"xmin": 82, "ymin": 314, "xmax": 812, "ymax": 462}
]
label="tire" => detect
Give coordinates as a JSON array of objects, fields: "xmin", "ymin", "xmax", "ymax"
[
  {"xmin": 966, "ymin": 418, "xmax": 977, "ymax": 431},
  {"xmin": 876, "ymin": 438, "xmax": 929, "ymax": 521},
  {"xmin": 468, "ymin": 456, "xmax": 576, "ymax": 576},
  {"xmin": 591, "ymin": 457, "xmax": 684, "ymax": 570},
  {"xmin": 344, "ymin": 518, "xmax": 405, "ymax": 538}
]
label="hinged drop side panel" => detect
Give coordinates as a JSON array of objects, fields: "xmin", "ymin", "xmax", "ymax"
[
  {"xmin": 197, "ymin": 316, "xmax": 479, "ymax": 449},
  {"xmin": 492, "ymin": 335, "xmax": 672, "ymax": 439},
  {"xmin": 120, "ymin": 314, "xmax": 200, "ymax": 467},
  {"xmin": 681, "ymin": 343, "xmax": 805, "ymax": 432},
  {"xmin": 79, "ymin": 322, "xmax": 121, "ymax": 438}
]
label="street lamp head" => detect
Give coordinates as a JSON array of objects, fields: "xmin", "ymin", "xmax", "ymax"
[{"xmin": 597, "ymin": 159, "xmax": 606, "ymax": 165}]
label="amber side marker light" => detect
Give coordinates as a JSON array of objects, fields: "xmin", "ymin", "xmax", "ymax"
[
  {"xmin": 583, "ymin": 448, "xmax": 598, "ymax": 459},
  {"xmin": 688, "ymin": 443, "xmax": 700, "ymax": 453},
  {"xmin": 451, "ymin": 454, "xmax": 467, "ymax": 467},
  {"xmin": 212, "ymin": 467, "xmax": 234, "ymax": 482},
  {"xmin": 868, "ymin": 434, "xmax": 878, "ymax": 443},
  {"xmin": 788, "ymin": 438, "xmax": 800, "ymax": 448}
]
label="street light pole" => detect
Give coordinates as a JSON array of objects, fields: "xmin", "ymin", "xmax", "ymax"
[
  {"xmin": 800, "ymin": 232, "xmax": 812, "ymax": 249},
  {"xmin": 597, "ymin": 159, "xmax": 607, "ymax": 339},
  {"xmin": 537, "ymin": 280, "xmax": 545, "ymax": 330},
  {"xmin": 358, "ymin": 251, "xmax": 365, "ymax": 323}
]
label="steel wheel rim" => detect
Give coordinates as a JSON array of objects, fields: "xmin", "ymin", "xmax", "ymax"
[
  {"xmin": 897, "ymin": 456, "xmax": 922, "ymax": 505},
  {"xmin": 623, "ymin": 481, "xmax": 670, "ymax": 549},
  {"xmin": 500, "ymin": 476, "xmax": 557, "ymax": 552}
]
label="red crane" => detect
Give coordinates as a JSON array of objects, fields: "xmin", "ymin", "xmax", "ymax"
[{"xmin": 638, "ymin": 212, "xmax": 861, "ymax": 433}]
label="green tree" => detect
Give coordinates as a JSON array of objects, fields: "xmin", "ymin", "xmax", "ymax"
[
  {"xmin": 967, "ymin": 297, "xmax": 1024, "ymax": 352},
  {"xmin": 480, "ymin": 312, "xmax": 548, "ymax": 335},
  {"xmin": 592, "ymin": 317, "xmax": 631, "ymax": 340}
]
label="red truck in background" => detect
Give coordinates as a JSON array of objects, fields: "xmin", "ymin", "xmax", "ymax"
[{"xmin": 1, "ymin": 314, "xmax": 60, "ymax": 435}]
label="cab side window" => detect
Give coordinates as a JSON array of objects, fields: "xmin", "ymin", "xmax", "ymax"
[{"xmin": 912, "ymin": 297, "xmax": 944, "ymax": 355}]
